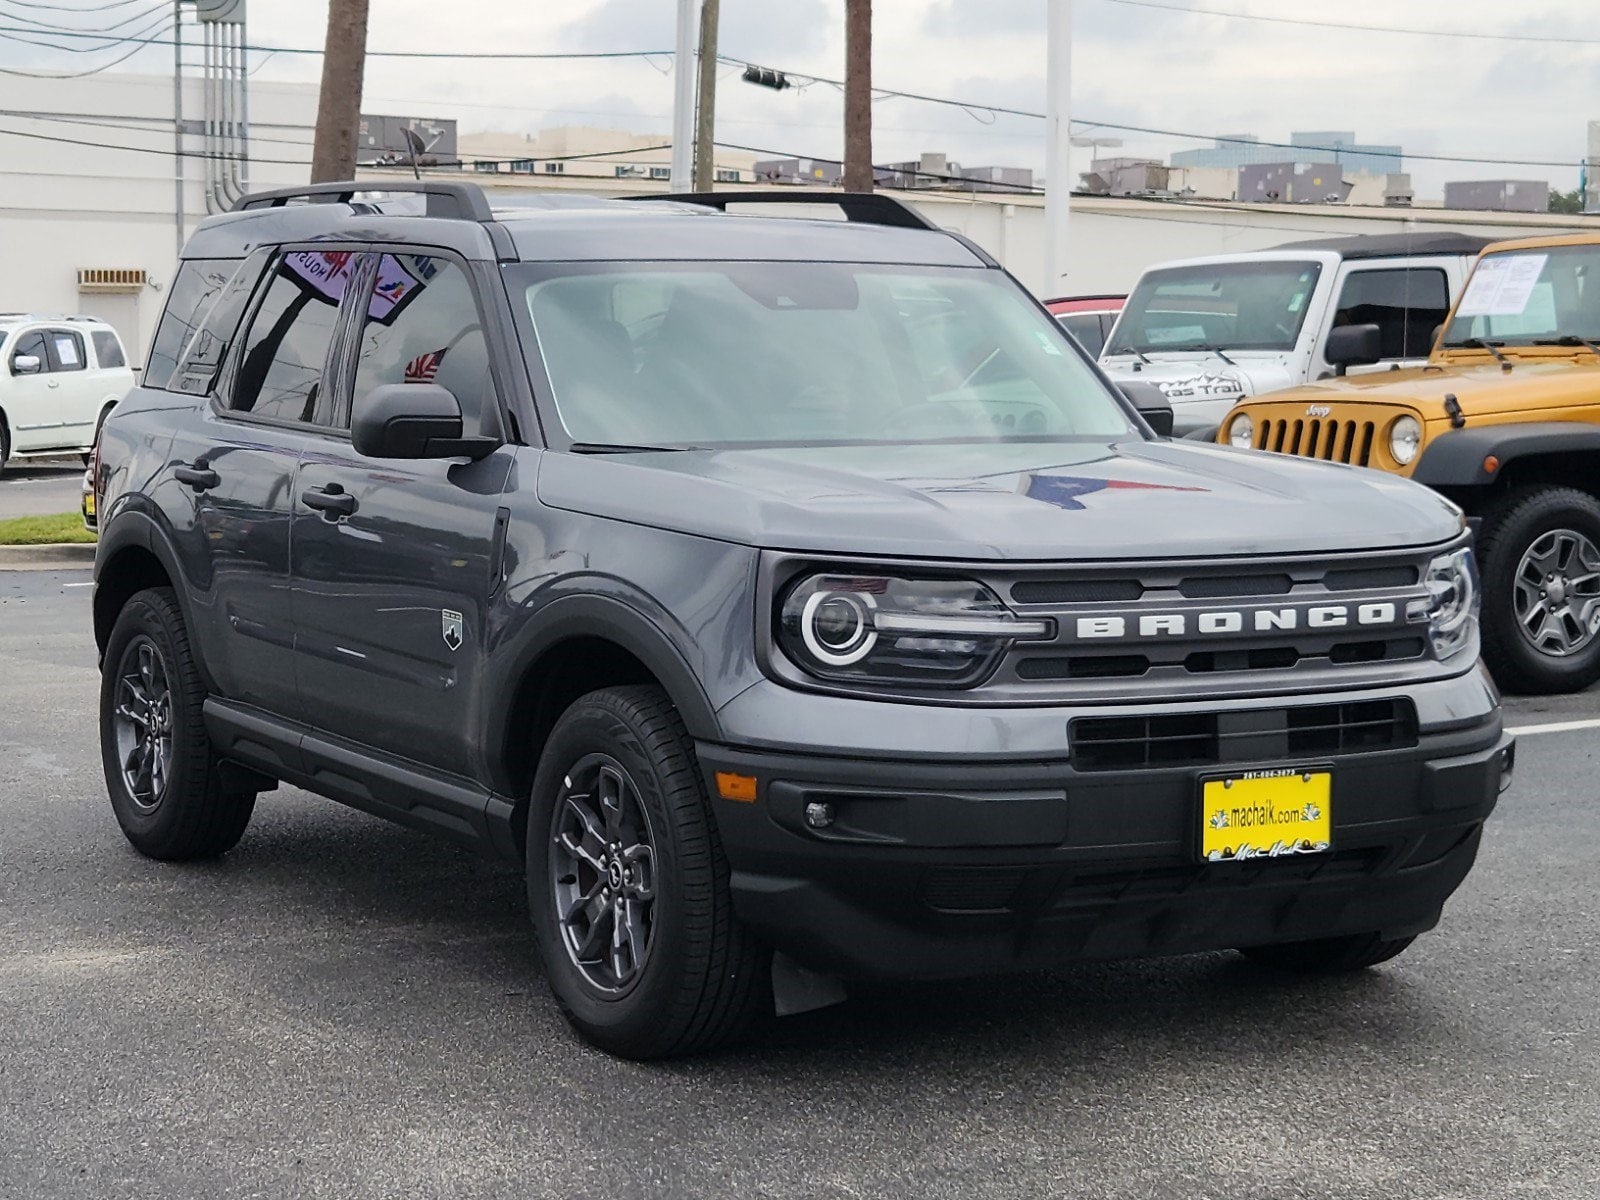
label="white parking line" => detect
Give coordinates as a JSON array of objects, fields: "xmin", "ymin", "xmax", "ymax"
[
  {"xmin": 63, "ymin": 582, "xmax": 93, "ymax": 588},
  {"xmin": 1505, "ymin": 717, "xmax": 1600, "ymax": 737}
]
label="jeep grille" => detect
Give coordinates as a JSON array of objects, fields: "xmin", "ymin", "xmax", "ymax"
[{"xmin": 1255, "ymin": 416, "xmax": 1377, "ymax": 465}]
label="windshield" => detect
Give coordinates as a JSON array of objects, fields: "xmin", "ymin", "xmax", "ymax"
[
  {"xmin": 1441, "ymin": 244, "xmax": 1600, "ymax": 345},
  {"xmin": 509, "ymin": 262, "xmax": 1138, "ymax": 449},
  {"xmin": 1106, "ymin": 260, "xmax": 1322, "ymax": 355}
]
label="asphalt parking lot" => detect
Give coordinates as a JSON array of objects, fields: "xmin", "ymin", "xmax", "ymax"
[
  {"xmin": 1, "ymin": 568, "xmax": 1597, "ymax": 1200},
  {"xmin": 0, "ymin": 460, "xmax": 83, "ymax": 521}
]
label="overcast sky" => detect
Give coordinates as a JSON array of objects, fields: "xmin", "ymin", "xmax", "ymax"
[{"xmin": 6, "ymin": 0, "xmax": 1597, "ymax": 199}]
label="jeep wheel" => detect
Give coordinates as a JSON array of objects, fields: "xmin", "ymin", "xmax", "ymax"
[
  {"xmin": 1478, "ymin": 486, "xmax": 1600, "ymax": 694},
  {"xmin": 100, "ymin": 588, "xmax": 255, "ymax": 860},
  {"xmin": 526, "ymin": 685, "xmax": 768, "ymax": 1059},
  {"xmin": 1239, "ymin": 932, "xmax": 1415, "ymax": 973}
]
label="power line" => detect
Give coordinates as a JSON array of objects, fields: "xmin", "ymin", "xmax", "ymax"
[
  {"xmin": 0, "ymin": 19, "xmax": 171, "ymax": 77},
  {"xmin": 1096, "ymin": 0, "xmax": 1600, "ymax": 46},
  {"xmin": 1, "ymin": 0, "xmax": 158, "ymax": 11},
  {"xmin": 0, "ymin": 7, "xmax": 169, "ymax": 54},
  {"xmin": 717, "ymin": 53, "xmax": 1591, "ymax": 171},
  {"xmin": 0, "ymin": 23, "xmax": 672, "ymax": 58}
]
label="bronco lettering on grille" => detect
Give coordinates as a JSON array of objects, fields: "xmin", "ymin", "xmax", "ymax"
[{"xmin": 1072, "ymin": 602, "xmax": 1401, "ymax": 642}]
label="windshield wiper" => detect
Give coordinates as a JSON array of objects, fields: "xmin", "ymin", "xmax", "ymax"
[
  {"xmin": 1535, "ymin": 335, "xmax": 1600, "ymax": 356},
  {"xmin": 568, "ymin": 442, "xmax": 696, "ymax": 455},
  {"xmin": 1196, "ymin": 345, "xmax": 1237, "ymax": 366},
  {"xmin": 1113, "ymin": 346, "xmax": 1153, "ymax": 364},
  {"xmin": 1447, "ymin": 336, "xmax": 1513, "ymax": 370}
]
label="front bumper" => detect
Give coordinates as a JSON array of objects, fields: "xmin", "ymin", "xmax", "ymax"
[{"xmin": 699, "ymin": 675, "xmax": 1511, "ymax": 981}]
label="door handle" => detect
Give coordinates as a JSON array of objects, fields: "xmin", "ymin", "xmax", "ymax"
[
  {"xmin": 301, "ymin": 483, "xmax": 358, "ymax": 519},
  {"xmin": 174, "ymin": 462, "xmax": 220, "ymax": 492},
  {"xmin": 47, "ymin": 379, "xmax": 59, "ymax": 389}
]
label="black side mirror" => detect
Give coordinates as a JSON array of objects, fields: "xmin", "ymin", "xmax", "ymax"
[
  {"xmin": 351, "ymin": 383, "xmax": 498, "ymax": 460},
  {"xmin": 1119, "ymin": 380, "xmax": 1173, "ymax": 437},
  {"xmin": 1325, "ymin": 323, "xmax": 1383, "ymax": 375}
]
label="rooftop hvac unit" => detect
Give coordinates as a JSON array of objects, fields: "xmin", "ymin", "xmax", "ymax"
[{"xmin": 77, "ymin": 268, "xmax": 147, "ymax": 294}]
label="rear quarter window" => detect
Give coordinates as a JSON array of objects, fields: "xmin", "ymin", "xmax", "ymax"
[
  {"xmin": 144, "ymin": 257, "xmax": 244, "ymax": 390},
  {"xmin": 91, "ymin": 330, "xmax": 127, "ymax": 369}
]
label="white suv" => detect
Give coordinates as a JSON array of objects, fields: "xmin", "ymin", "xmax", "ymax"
[{"xmin": 0, "ymin": 315, "xmax": 135, "ymax": 473}]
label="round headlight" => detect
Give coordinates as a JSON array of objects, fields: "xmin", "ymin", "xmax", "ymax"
[
  {"xmin": 800, "ymin": 590, "xmax": 878, "ymax": 666},
  {"xmin": 1226, "ymin": 413, "xmax": 1255, "ymax": 450},
  {"xmin": 1389, "ymin": 415, "xmax": 1422, "ymax": 465}
]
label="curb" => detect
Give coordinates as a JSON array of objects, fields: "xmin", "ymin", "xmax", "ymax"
[{"xmin": 0, "ymin": 543, "xmax": 96, "ymax": 571}]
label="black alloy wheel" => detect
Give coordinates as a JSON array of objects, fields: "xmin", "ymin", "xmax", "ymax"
[{"xmin": 526, "ymin": 685, "xmax": 768, "ymax": 1059}]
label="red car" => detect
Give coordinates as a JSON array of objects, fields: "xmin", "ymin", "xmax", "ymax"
[{"xmin": 1045, "ymin": 294, "xmax": 1125, "ymax": 358}]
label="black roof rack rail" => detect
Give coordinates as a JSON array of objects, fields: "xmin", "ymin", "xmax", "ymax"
[
  {"xmin": 631, "ymin": 190, "xmax": 937, "ymax": 231},
  {"xmin": 231, "ymin": 181, "xmax": 494, "ymax": 222}
]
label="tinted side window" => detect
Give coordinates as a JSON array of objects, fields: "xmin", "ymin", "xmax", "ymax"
[
  {"xmin": 229, "ymin": 260, "xmax": 343, "ymax": 424},
  {"xmin": 1058, "ymin": 313, "xmax": 1107, "ymax": 357},
  {"xmin": 145, "ymin": 257, "xmax": 243, "ymax": 389},
  {"xmin": 11, "ymin": 330, "xmax": 48, "ymax": 373},
  {"xmin": 170, "ymin": 250, "xmax": 272, "ymax": 397},
  {"xmin": 352, "ymin": 255, "xmax": 496, "ymax": 434},
  {"xmin": 49, "ymin": 330, "xmax": 86, "ymax": 373},
  {"xmin": 1333, "ymin": 268, "xmax": 1450, "ymax": 359},
  {"xmin": 91, "ymin": 330, "xmax": 127, "ymax": 369}
]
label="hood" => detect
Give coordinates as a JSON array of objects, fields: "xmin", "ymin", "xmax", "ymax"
[
  {"xmin": 1100, "ymin": 356, "xmax": 1294, "ymax": 406},
  {"xmin": 536, "ymin": 440, "xmax": 1462, "ymax": 562},
  {"xmin": 1245, "ymin": 358, "xmax": 1600, "ymax": 419}
]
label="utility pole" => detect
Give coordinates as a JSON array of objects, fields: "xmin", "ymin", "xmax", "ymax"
[
  {"xmin": 692, "ymin": 0, "xmax": 720, "ymax": 191},
  {"xmin": 310, "ymin": 0, "xmax": 371, "ymax": 183},
  {"xmin": 1043, "ymin": 0, "xmax": 1073, "ymax": 296},
  {"xmin": 843, "ymin": 0, "xmax": 872, "ymax": 192},
  {"xmin": 670, "ymin": 0, "xmax": 697, "ymax": 191}
]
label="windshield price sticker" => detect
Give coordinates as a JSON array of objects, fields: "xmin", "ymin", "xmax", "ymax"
[{"xmin": 1456, "ymin": 253, "xmax": 1548, "ymax": 317}]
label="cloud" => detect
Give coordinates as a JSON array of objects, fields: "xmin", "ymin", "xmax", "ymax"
[{"xmin": 560, "ymin": 0, "xmax": 832, "ymax": 59}]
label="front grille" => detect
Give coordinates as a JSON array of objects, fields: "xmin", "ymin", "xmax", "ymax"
[
  {"xmin": 1068, "ymin": 698, "xmax": 1417, "ymax": 772},
  {"xmin": 1016, "ymin": 635, "xmax": 1426, "ymax": 682},
  {"xmin": 1257, "ymin": 416, "xmax": 1376, "ymax": 465}
]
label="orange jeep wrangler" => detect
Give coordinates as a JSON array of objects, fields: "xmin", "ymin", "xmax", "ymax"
[{"xmin": 1217, "ymin": 232, "xmax": 1600, "ymax": 694}]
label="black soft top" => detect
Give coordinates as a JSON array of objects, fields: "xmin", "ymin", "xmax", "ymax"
[{"xmin": 1275, "ymin": 231, "xmax": 1494, "ymax": 260}]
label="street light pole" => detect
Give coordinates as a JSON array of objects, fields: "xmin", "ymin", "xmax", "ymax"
[
  {"xmin": 1044, "ymin": 0, "xmax": 1073, "ymax": 296},
  {"xmin": 670, "ymin": 0, "xmax": 697, "ymax": 191}
]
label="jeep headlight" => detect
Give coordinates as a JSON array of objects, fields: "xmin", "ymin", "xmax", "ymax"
[
  {"xmin": 1408, "ymin": 547, "xmax": 1478, "ymax": 660},
  {"xmin": 1226, "ymin": 412, "xmax": 1254, "ymax": 450},
  {"xmin": 779, "ymin": 574, "xmax": 1053, "ymax": 687},
  {"xmin": 1389, "ymin": 415, "xmax": 1423, "ymax": 465}
]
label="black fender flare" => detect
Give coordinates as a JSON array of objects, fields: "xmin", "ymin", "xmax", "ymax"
[
  {"xmin": 481, "ymin": 591, "xmax": 725, "ymax": 794},
  {"xmin": 1411, "ymin": 423, "xmax": 1600, "ymax": 488},
  {"xmin": 91, "ymin": 508, "xmax": 208, "ymax": 681}
]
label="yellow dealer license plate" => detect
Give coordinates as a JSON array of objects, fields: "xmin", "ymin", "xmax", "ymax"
[{"xmin": 1201, "ymin": 769, "xmax": 1331, "ymax": 862}]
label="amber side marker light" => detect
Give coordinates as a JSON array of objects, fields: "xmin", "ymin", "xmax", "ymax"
[
  {"xmin": 715, "ymin": 772, "xmax": 758, "ymax": 802},
  {"xmin": 1484, "ymin": 455, "xmax": 1500, "ymax": 476}
]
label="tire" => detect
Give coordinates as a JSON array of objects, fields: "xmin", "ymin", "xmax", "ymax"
[
  {"xmin": 0, "ymin": 415, "xmax": 9, "ymax": 478},
  {"xmin": 99, "ymin": 587, "xmax": 255, "ymax": 860},
  {"xmin": 526, "ymin": 684, "xmax": 768, "ymax": 1059},
  {"xmin": 85, "ymin": 404, "xmax": 113, "ymax": 466},
  {"xmin": 1239, "ymin": 933, "xmax": 1416, "ymax": 973},
  {"xmin": 1477, "ymin": 486, "xmax": 1600, "ymax": 695}
]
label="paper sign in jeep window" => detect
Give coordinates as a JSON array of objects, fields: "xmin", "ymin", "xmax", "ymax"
[{"xmin": 1445, "ymin": 245, "xmax": 1600, "ymax": 344}]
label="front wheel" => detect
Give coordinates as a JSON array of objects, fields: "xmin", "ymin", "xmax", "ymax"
[
  {"xmin": 1239, "ymin": 932, "xmax": 1416, "ymax": 973},
  {"xmin": 99, "ymin": 587, "xmax": 255, "ymax": 860},
  {"xmin": 1477, "ymin": 486, "xmax": 1600, "ymax": 694},
  {"xmin": 526, "ymin": 685, "xmax": 768, "ymax": 1059}
]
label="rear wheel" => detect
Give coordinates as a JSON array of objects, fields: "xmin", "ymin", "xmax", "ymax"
[
  {"xmin": 0, "ymin": 416, "xmax": 9, "ymax": 477},
  {"xmin": 526, "ymin": 684, "xmax": 768, "ymax": 1059},
  {"xmin": 1478, "ymin": 486, "xmax": 1600, "ymax": 694},
  {"xmin": 99, "ymin": 587, "xmax": 255, "ymax": 860},
  {"xmin": 1239, "ymin": 932, "xmax": 1416, "ymax": 973}
]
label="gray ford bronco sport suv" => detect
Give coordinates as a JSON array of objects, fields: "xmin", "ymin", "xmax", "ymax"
[{"xmin": 93, "ymin": 182, "xmax": 1514, "ymax": 1059}]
